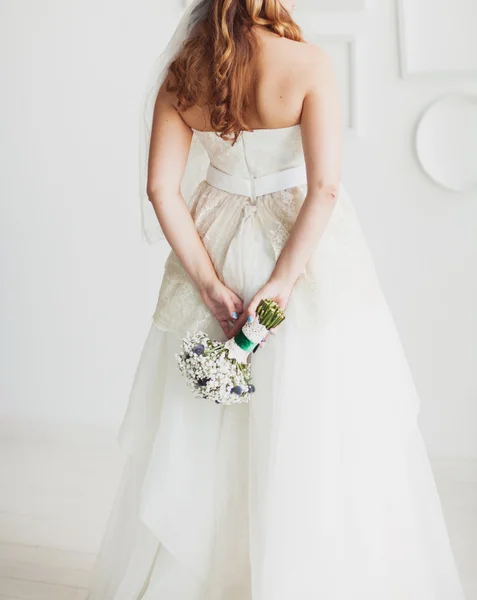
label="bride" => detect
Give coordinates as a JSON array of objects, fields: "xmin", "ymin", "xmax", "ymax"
[{"xmin": 88, "ymin": 0, "xmax": 466, "ymax": 598}]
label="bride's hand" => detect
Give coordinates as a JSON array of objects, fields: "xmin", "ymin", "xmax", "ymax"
[
  {"xmin": 199, "ymin": 278, "xmax": 244, "ymax": 338},
  {"xmin": 228, "ymin": 277, "xmax": 293, "ymax": 342}
]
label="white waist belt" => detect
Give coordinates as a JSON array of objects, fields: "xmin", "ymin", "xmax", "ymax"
[{"xmin": 206, "ymin": 164, "xmax": 307, "ymax": 199}]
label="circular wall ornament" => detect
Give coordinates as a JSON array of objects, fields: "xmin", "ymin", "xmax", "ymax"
[{"xmin": 415, "ymin": 93, "xmax": 477, "ymax": 193}]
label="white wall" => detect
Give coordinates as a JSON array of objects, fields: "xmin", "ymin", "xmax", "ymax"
[{"xmin": 1, "ymin": 0, "xmax": 476, "ymax": 460}]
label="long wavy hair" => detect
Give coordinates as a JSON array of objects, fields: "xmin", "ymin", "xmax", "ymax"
[{"xmin": 167, "ymin": 0, "xmax": 303, "ymax": 142}]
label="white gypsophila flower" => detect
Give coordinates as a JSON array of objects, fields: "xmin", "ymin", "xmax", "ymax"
[{"xmin": 176, "ymin": 331, "xmax": 254, "ymax": 405}]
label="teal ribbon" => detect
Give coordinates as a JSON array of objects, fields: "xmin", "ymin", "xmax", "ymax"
[{"xmin": 234, "ymin": 330, "xmax": 257, "ymax": 352}]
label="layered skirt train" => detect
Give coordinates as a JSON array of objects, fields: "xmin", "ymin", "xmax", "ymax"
[{"xmin": 87, "ymin": 182, "xmax": 465, "ymax": 599}]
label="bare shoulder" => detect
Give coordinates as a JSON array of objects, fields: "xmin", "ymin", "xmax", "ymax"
[
  {"xmin": 259, "ymin": 34, "xmax": 334, "ymax": 89},
  {"xmin": 299, "ymin": 43, "xmax": 335, "ymax": 89},
  {"xmin": 301, "ymin": 41, "xmax": 332, "ymax": 64}
]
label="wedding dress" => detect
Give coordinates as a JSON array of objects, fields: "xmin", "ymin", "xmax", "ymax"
[{"xmin": 87, "ymin": 125, "xmax": 466, "ymax": 600}]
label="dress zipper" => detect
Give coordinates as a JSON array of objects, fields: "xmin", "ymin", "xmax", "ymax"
[{"xmin": 241, "ymin": 133, "xmax": 256, "ymax": 203}]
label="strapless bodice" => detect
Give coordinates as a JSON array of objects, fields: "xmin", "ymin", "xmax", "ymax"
[{"xmin": 193, "ymin": 124, "xmax": 305, "ymax": 179}]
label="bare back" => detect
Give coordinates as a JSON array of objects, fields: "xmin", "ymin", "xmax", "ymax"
[
  {"xmin": 178, "ymin": 30, "xmax": 320, "ymax": 132},
  {"xmin": 148, "ymin": 27, "xmax": 342, "ymax": 228}
]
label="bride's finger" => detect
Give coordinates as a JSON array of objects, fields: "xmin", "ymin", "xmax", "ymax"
[
  {"xmin": 226, "ymin": 289, "xmax": 243, "ymax": 314},
  {"xmin": 227, "ymin": 292, "xmax": 262, "ymax": 339},
  {"xmin": 228, "ymin": 309, "xmax": 248, "ymax": 338},
  {"xmin": 218, "ymin": 318, "xmax": 232, "ymax": 337},
  {"xmin": 246, "ymin": 296, "xmax": 260, "ymax": 318},
  {"xmin": 227, "ymin": 311, "xmax": 249, "ymax": 339},
  {"xmin": 225, "ymin": 298, "xmax": 241, "ymax": 321},
  {"xmin": 232, "ymin": 296, "xmax": 244, "ymax": 314}
]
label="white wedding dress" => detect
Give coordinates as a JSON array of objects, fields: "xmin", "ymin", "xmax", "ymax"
[{"xmin": 88, "ymin": 125, "xmax": 466, "ymax": 600}]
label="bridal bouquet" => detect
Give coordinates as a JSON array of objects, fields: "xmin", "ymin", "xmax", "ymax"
[{"xmin": 176, "ymin": 299, "xmax": 286, "ymax": 405}]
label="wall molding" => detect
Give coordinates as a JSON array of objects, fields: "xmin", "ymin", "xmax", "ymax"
[
  {"xmin": 304, "ymin": 33, "xmax": 366, "ymax": 136},
  {"xmin": 396, "ymin": 0, "xmax": 477, "ymax": 79}
]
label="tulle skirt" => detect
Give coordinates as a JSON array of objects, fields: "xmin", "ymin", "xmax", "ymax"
[{"xmin": 87, "ymin": 182, "xmax": 466, "ymax": 599}]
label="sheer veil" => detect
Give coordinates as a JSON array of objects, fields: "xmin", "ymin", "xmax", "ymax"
[{"xmin": 138, "ymin": 0, "xmax": 212, "ymax": 244}]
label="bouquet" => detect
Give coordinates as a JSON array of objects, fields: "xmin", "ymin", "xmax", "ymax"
[{"xmin": 176, "ymin": 299, "xmax": 286, "ymax": 405}]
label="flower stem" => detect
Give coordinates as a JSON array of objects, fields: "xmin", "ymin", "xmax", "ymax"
[{"xmin": 256, "ymin": 299, "xmax": 286, "ymax": 330}]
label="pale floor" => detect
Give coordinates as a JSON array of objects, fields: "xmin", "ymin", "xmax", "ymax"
[{"xmin": 0, "ymin": 478, "xmax": 476, "ymax": 600}]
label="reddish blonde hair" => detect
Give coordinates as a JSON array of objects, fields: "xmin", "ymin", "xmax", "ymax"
[{"xmin": 167, "ymin": 0, "xmax": 303, "ymax": 142}]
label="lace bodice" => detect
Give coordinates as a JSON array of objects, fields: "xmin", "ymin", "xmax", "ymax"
[{"xmin": 193, "ymin": 124, "xmax": 305, "ymax": 179}]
